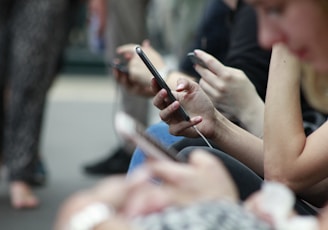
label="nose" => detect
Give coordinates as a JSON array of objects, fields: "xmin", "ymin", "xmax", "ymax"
[{"xmin": 258, "ymin": 17, "xmax": 287, "ymax": 49}]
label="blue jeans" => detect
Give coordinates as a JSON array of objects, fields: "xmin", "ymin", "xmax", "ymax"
[{"xmin": 127, "ymin": 121, "xmax": 184, "ymax": 174}]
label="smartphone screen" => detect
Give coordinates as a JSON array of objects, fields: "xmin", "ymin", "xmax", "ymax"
[{"xmin": 135, "ymin": 46, "xmax": 190, "ymax": 121}]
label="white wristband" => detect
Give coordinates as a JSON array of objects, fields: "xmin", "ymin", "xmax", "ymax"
[{"xmin": 68, "ymin": 202, "xmax": 115, "ymax": 230}]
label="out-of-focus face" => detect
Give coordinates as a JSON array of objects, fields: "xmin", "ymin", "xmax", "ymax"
[{"xmin": 245, "ymin": 0, "xmax": 328, "ymax": 73}]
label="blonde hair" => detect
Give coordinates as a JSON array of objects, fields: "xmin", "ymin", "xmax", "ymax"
[{"xmin": 301, "ymin": 65, "xmax": 328, "ymax": 113}]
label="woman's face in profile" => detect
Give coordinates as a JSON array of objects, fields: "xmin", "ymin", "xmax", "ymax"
[{"xmin": 246, "ymin": 0, "xmax": 328, "ymax": 73}]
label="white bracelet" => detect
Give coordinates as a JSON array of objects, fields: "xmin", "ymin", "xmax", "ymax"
[{"xmin": 67, "ymin": 202, "xmax": 115, "ymax": 230}]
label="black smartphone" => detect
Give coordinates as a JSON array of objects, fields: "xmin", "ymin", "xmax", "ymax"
[
  {"xmin": 115, "ymin": 112, "xmax": 185, "ymax": 162},
  {"xmin": 135, "ymin": 46, "xmax": 190, "ymax": 121},
  {"xmin": 187, "ymin": 52, "xmax": 208, "ymax": 69}
]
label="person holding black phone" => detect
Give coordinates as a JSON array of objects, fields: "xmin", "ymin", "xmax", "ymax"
[{"xmin": 83, "ymin": 0, "xmax": 151, "ymax": 176}]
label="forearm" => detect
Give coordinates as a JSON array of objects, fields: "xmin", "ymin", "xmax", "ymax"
[
  {"xmin": 264, "ymin": 44, "xmax": 314, "ymax": 189},
  {"xmin": 238, "ymin": 96, "xmax": 265, "ymax": 138},
  {"xmin": 212, "ymin": 110, "xmax": 264, "ymax": 176},
  {"xmin": 264, "ymin": 44, "xmax": 305, "ymax": 180}
]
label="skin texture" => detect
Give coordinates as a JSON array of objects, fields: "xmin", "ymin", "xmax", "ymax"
[
  {"xmin": 246, "ymin": 0, "xmax": 328, "ymax": 73},
  {"xmin": 55, "ymin": 151, "xmax": 239, "ymax": 230},
  {"xmin": 242, "ymin": 0, "xmax": 328, "ymax": 207},
  {"xmin": 115, "ymin": 42, "xmax": 264, "ymax": 136},
  {"xmin": 55, "ymin": 1, "xmax": 328, "ymax": 229},
  {"xmin": 194, "ymin": 49, "xmax": 264, "ymax": 137},
  {"xmin": 151, "ymin": 76, "xmax": 265, "ymax": 176},
  {"xmin": 151, "ymin": 0, "xmax": 328, "ymax": 208}
]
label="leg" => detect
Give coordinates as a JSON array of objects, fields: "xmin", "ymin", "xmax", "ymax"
[
  {"xmin": 4, "ymin": 0, "xmax": 71, "ymax": 208},
  {"xmin": 84, "ymin": 0, "xmax": 151, "ymax": 175}
]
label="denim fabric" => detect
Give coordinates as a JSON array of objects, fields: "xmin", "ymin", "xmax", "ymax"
[{"xmin": 127, "ymin": 121, "xmax": 184, "ymax": 174}]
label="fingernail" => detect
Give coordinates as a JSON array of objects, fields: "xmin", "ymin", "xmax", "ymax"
[
  {"xmin": 193, "ymin": 116, "xmax": 202, "ymax": 123},
  {"xmin": 176, "ymin": 84, "xmax": 184, "ymax": 90},
  {"xmin": 172, "ymin": 101, "xmax": 180, "ymax": 109}
]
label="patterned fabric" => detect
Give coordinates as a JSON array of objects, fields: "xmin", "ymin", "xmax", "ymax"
[
  {"xmin": 133, "ymin": 200, "xmax": 273, "ymax": 230},
  {"xmin": 0, "ymin": 0, "xmax": 72, "ymax": 182}
]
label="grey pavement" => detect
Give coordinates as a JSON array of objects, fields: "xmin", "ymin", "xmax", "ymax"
[{"xmin": 0, "ymin": 74, "xmax": 124, "ymax": 230}]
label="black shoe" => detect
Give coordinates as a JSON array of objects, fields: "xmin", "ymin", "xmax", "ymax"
[{"xmin": 83, "ymin": 147, "xmax": 132, "ymax": 176}]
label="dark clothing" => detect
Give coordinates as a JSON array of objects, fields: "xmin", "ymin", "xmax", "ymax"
[
  {"xmin": 0, "ymin": 0, "xmax": 72, "ymax": 182},
  {"xmin": 179, "ymin": 0, "xmax": 230, "ymax": 79},
  {"xmin": 223, "ymin": 2, "xmax": 270, "ymax": 101}
]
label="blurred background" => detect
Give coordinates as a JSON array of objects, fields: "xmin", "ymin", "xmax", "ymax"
[{"xmin": 0, "ymin": 0, "xmax": 206, "ymax": 229}]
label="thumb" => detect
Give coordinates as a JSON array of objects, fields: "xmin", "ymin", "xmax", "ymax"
[
  {"xmin": 176, "ymin": 78, "xmax": 199, "ymax": 93},
  {"xmin": 194, "ymin": 49, "xmax": 226, "ymax": 75}
]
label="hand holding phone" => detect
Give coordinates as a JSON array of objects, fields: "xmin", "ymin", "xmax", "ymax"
[
  {"xmin": 135, "ymin": 46, "xmax": 190, "ymax": 121},
  {"xmin": 187, "ymin": 52, "xmax": 208, "ymax": 69}
]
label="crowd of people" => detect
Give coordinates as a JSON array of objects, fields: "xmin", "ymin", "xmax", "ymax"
[
  {"xmin": 3, "ymin": 0, "xmax": 328, "ymax": 229},
  {"xmin": 55, "ymin": 0, "xmax": 328, "ymax": 229}
]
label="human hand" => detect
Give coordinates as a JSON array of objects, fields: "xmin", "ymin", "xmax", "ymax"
[
  {"xmin": 55, "ymin": 152, "xmax": 239, "ymax": 228},
  {"xmin": 194, "ymin": 50, "xmax": 264, "ymax": 136},
  {"xmin": 54, "ymin": 171, "xmax": 178, "ymax": 229},
  {"xmin": 54, "ymin": 176, "xmax": 133, "ymax": 230},
  {"xmin": 114, "ymin": 40, "xmax": 166, "ymax": 97},
  {"xmin": 151, "ymin": 76, "xmax": 222, "ymax": 138},
  {"xmin": 123, "ymin": 150, "xmax": 239, "ymax": 217}
]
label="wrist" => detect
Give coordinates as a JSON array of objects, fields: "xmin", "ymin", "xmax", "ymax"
[
  {"xmin": 238, "ymin": 98, "xmax": 264, "ymax": 137},
  {"xmin": 212, "ymin": 110, "xmax": 229, "ymax": 141}
]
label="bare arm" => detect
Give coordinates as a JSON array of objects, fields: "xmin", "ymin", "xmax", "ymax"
[
  {"xmin": 152, "ymin": 77, "xmax": 265, "ymax": 176},
  {"xmin": 264, "ymin": 44, "xmax": 328, "ymax": 205}
]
